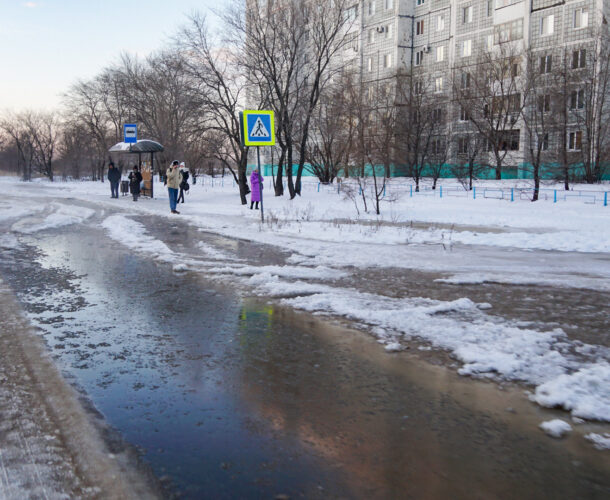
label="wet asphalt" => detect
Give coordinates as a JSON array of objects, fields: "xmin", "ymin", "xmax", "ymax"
[{"xmin": 0, "ymin": 200, "xmax": 608, "ymax": 499}]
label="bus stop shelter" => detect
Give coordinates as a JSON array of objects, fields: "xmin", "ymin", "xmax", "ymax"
[{"xmin": 109, "ymin": 139, "xmax": 164, "ymax": 198}]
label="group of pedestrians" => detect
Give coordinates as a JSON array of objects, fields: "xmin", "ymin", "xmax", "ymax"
[
  {"xmin": 107, "ymin": 160, "xmax": 264, "ymax": 215},
  {"xmin": 107, "ymin": 162, "xmax": 142, "ymax": 201}
]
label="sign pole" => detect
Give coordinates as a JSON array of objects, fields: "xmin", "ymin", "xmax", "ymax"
[{"xmin": 257, "ymin": 146, "xmax": 264, "ymax": 223}]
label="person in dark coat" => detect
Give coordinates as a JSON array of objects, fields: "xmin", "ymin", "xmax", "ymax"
[
  {"xmin": 177, "ymin": 162, "xmax": 189, "ymax": 204},
  {"xmin": 250, "ymin": 170, "xmax": 263, "ymax": 210},
  {"xmin": 107, "ymin": 162, "xmax": 121, "ymax": 198},
  {"xmin": 128, "ymin": 165, "xmax": 142, "ymax": 201}
]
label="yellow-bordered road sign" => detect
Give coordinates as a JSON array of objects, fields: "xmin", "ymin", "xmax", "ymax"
[{"xmin": 241, "ymin": 110, "xmax": 275, "ymax": 147}]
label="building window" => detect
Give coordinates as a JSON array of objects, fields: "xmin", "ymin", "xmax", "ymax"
[
  {"xmin": 417, "ymin": 0, "xmax": 425, "ymax": 5},
  {"xmin": 432, "ymin": 108, "xmax": 442, "ymax": 122},
  {"xmin": 573, "ymin": 9, "xmax": 588, "ymax": 29},
  {"xmin": 463, "ymin": 6, "xmax": 473, "ymax": 24},
  {"xmin": 414, "ymin": 81, "xmax": 424, "ymax": 94},
  {"xmin": 540, "ymin": 133, "xmax": 549, "ymax": 151},
  {"xmin": 540, "ymin": 15, "xmax": 554, "ymax": 36},
  {"xmin": 572, "ymin": 49, "xmax": 586, "ymax": 69},
  {"xmin": 458, "ymin": 137, "xmax": 469, "ymax": 154},
  {"xmin": 487, "ymin": 0, "xmax": 493, "ymax": 17},
  {"xmin": 568, "ymin": 131, "xmax": 582, "ymax": 150},
  {"xmin": 570, "ymin": 89, "xmax": 585, "ymax": 110},
  {"xmin": 436, "ymin": 45, "xmax": 444, "ymax": 62},
  {"xmin": 344, "ymin": 5, "xmax": 358, "ymax": 22},
  {"xmin": 383, "ymin": 53, "xmax": 392, "ymax": 68},
  {"xmin": 538, "ymin": 94, "xmax": 551, "ymax": 113},
  {"xmin": 511, "ymin": 60, "xmax": 521, "ymax": 77},
  {"xmin": 435, "ymin": 76, "xmax": 443, "ymax": 92},
  {"xmin": 494, "ymin": 18, "xmax": 523, "ymax": 44},
  {"xmin": 500, "ymin": 130, "xmax": 520, "ymax": 151},
  {"xmin": 368, "ymin": 1, "xmax": 375, "ymax": 16},
  {"xmin": 385, "ymin": 24, "xmax": 393, "ymax": 39},
  {"xmin": 461, "ymin": 72, "xmax": 471, "ymax": 89},
  {"xmin": 368, "ymin": 29, "xmax": 375, "ymax": 43},
  {"xmin": 462, "ymin": 39, "xmax": 472, "ymax": 57},
  {"xmin": 486, "ymin": 34, "xmax": 494, "ymax": 49},
  {"xmin": 539, "ymin": 54, "xmax": 552, "ymax": 74},
  {"xmin": 459, "ymin": 106, "xmax": 470, "ymax": 121},
  {"xmin": 437, "ymin": 14, "xmax": 445, "ymax": 31},
  {"xmin": 367, "ymin": 57, "xmax": 373, "ymax": 72},
  {"xmin": 416, "ymin": 20, "xmax": 424, "ymax": 35},
  {"xmin": 415, "ymin": 50, "xmax": 424, "ymax": 66}
]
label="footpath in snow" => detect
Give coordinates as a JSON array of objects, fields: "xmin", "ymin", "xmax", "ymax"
[{"xmin": 0, "ymin": 176, "xmax": 609, "ymax": 444}]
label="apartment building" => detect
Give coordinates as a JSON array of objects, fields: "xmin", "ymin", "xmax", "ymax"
[{"xmin": 342, "ymin": 0, "xmax": 609, "ymax": 178}]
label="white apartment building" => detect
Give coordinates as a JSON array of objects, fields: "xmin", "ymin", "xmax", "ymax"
[{"xmin": 339, "ymin": 0, "xmax": 609, "ymax": 177}]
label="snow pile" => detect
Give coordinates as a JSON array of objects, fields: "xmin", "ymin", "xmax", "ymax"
[
  {"xmin": 584, "ymin": 433, "xmax": 610, "ymax": 450},
  {"xmin": 208, "ymin": 264, "xmax": 347, "ymax": 280},
  {"xmin": 539, "ymin": 419, "xmax": 572, "ymax": 438},
  {"xmin": 101, "ymin": 215, "xmax": 174, "ymax": 260},
  {"xmin": 12, "ymin": 203, "xmax": 94, "ymax": 234},
  {"xmin": 197, "ymin": 241, "xmax": 242, "ymax": 261},
  {"xmin": 533, "ymin": 363, "xmax": 610, "ymax": 421}
]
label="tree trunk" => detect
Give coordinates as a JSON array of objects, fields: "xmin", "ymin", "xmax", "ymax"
[{"xmin": 238, "ymin": 155, "xmax": 249, "ymax": 205}]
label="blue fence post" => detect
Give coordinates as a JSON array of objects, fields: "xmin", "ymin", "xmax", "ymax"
[
  {"xmin": 317, "ymin": 182, "xmax": 320, "ymax": 192},
  {"xmin": 554, "ymin": 190, "xmax": 557, "ymax": 203},
  {"xmin": 440, "ymin": 186, "xmax": 443, "ymax": 198},
  {"xmin": 473, "ymin": 187, "xmax": 476, "ymax": 199},
  {"xmin": 358, "ymin": 186, "xmax": 362, "ymax": 195},
  {"xmin": 383, "ymin": 185, "xmax": 386, "ymax": 197},
  {"xmin": 604, "ymin": 192, "xmax": 608, "ymax": 206},
  {"xmin": 337, "ymin": 182, "xmax": 340, "ymax": 194},
  {"xmin": 410, "ymin": 185, "xmax": 413, "ymax": 197},
  {"xmin": 511, "ymin": 188, "xmax": 514, "ymax": 202}
]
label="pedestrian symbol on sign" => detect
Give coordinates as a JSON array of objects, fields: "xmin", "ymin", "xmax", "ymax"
[
  {"xmin": 251, "ymin": 117, "xmax": 270, "ymax": 138},
  {"xmin": 240, "ymin": 110, "xmax": 275, "ymax": 147}
]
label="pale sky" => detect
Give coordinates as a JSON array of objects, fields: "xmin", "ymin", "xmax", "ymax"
[{"xmin": 0, "ymin": 0, "xmax": 223, "ymax": 111}]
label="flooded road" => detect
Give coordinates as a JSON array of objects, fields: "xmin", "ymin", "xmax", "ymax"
[{"xmin": 0, "ymin": 212, "xmax": 609, "ymax": 498}]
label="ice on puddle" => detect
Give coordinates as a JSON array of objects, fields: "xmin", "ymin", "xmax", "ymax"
[
  {"xmin": 539, "ymin": 419, "xmax": 572, "ymax": 438},
  {"xmin": 384, "ymin": 342, "xmax": 404, "ymax": 353}
]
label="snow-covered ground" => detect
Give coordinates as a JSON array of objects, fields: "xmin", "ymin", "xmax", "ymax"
[{"xmin": 0, "ymin": 176, "xmax": 609, "ymax": 435}]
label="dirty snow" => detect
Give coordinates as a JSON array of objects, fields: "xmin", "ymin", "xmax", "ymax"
[
  {"xmin": 539, "ymin": 419, "xmax": 573, "ymax": 438},
  {"xmin": 584, "ymin": 433, "xmax": 610, "ymax": 450}
]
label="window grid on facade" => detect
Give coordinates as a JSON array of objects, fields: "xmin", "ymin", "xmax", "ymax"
[
  {"xmin": 538, "ymin": 94, "xmax": 551, "ymax": 113},
  {"xmin": 570, "ymin": 89, "xmax": 585, "ymax": 110},
  {"xmin": 416, "ymin": 20, "xmax": 424, "ymax": 35},
  {"xmin": 463, "ymin": 6, "xmax": 473, "ymax": 24},
  {"xmin": 384, "ymin": 53, "xmax": 392, "ymax": 68},
  {"xmin": 368, "ymin": 1, "xmax": 375, "ymax": 16},
  {"xmin": 415, "ymin": 50, "xmax": 424, "ymax": 66}
]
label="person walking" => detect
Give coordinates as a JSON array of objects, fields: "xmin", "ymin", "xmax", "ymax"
[
  {"xmin": 128, "ymin": 165, "xmax": 142, "ymax": 202},
  {"xmin": 250, "ymin": 170, "xmax": 263, "ymax": 210},
  {"xmin": 107, "ymin": 162, "xmax": 121, "ymax": 198},
  {"xmin": 166, "ymin": 161, "xmax": 181, "ymax": 214},
  {"xmin": 177, "ymin": 162, "xmax": 190, "ymax": 204}
]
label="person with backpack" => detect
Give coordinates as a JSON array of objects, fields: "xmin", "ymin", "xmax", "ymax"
[{"xmin": 177, "ymin": 162, "xmax": 190, "ymax": 204}]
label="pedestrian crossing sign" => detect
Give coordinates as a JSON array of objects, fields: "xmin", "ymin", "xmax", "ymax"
[{"xmin": 241, "ymin": 110, "xmax": 275, "ymax": 147}]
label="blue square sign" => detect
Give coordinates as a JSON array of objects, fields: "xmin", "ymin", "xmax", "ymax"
[
  {"xmin": 124, "ymin": 124, "xmax": 137, "ymax": 144},
  {"xmin": 241, "ymin": 111, "xmax": 275, "ymax": 147}
]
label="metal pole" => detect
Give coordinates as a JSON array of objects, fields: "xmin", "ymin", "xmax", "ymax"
[
  {"xmin": 150, "ymin": 152, "xmax": 154, "ymax": 199},
  {"xmin": 257, "ymin": 147, "xmax": 264, "ymax": 223}
]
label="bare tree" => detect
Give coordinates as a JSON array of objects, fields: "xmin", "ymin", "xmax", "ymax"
[
  {"xmin": 177, "ymin": 13, "xmax": 251, "ymax": 204},
  {"xmin": 454, "ymin": 43, "xmax": 526, "ymax": 180}
]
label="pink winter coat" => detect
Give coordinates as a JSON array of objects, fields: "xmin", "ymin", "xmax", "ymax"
[{"xmin": 250, "ymin": 171, "xmax": 263, "ymax": 202}]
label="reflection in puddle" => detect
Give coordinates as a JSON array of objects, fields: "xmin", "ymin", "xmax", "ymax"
[{"xmin": 0, "ymin": 224, "xmax": 608, "ymax": 499}]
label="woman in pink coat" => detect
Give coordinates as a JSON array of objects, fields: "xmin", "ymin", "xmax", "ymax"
[{"xmin": 250, "ymin": 170, "xmax": 263, "ymax": 210}]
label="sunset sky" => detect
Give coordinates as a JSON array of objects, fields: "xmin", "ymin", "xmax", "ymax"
[{"xmin": 0, "ymin": 0, "xmax": 220, "ymax": 111}]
